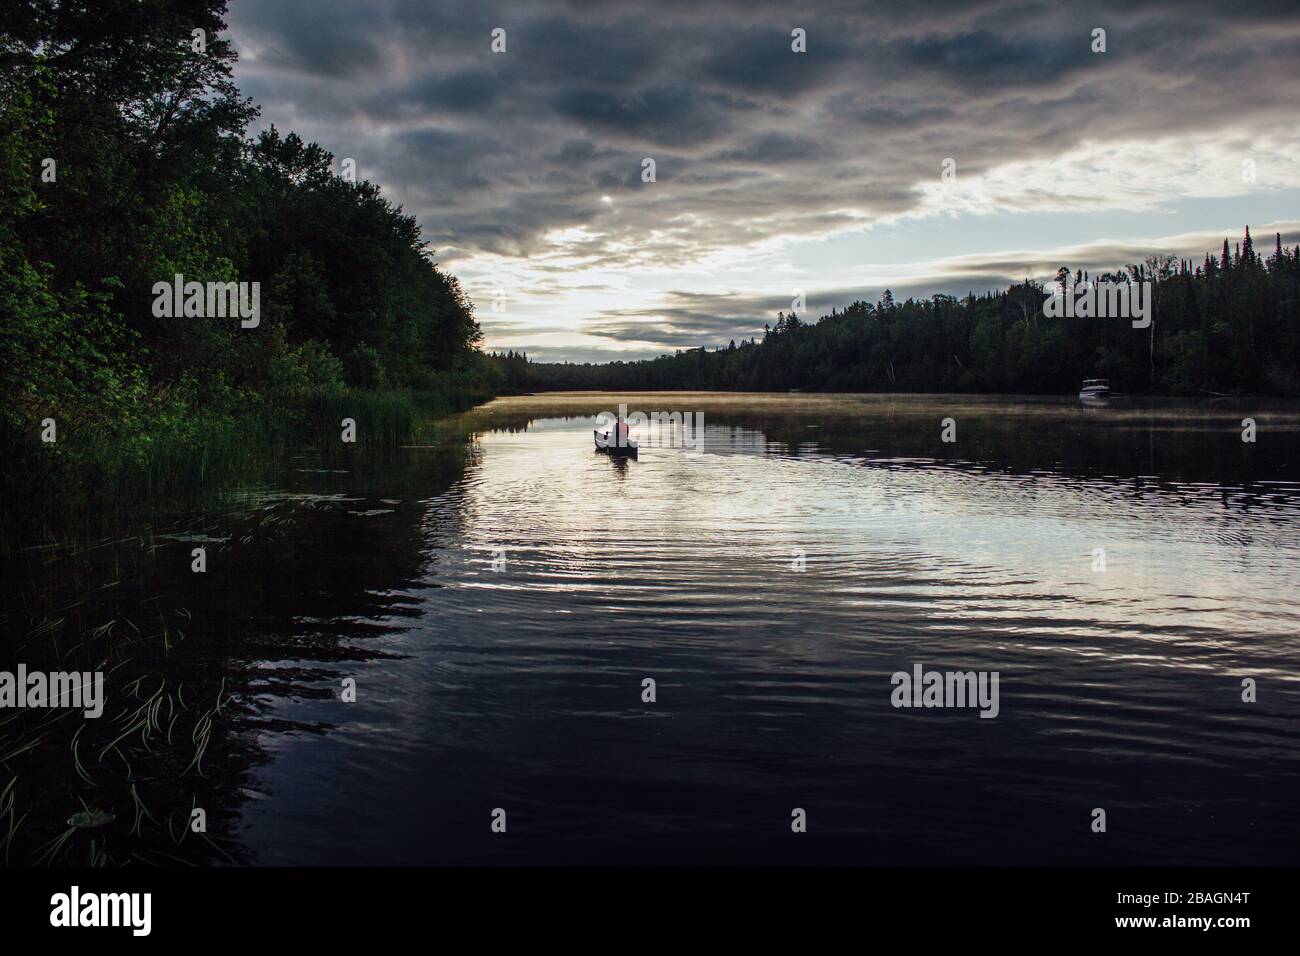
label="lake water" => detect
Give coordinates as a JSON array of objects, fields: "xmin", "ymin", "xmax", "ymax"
[{"xmin": 3, "ymin": 392, "xmax": 1299, "ymax": 866}]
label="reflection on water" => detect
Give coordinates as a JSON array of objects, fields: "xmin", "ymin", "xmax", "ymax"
[{"xmin": 3, "ymin": 393, "xmax": 1299, "ymax": 865}]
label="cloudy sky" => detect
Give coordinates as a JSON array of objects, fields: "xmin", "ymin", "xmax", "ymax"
[{"xmin": 225, "ymin": 0, "xmax": 1300, "ymax": 362}]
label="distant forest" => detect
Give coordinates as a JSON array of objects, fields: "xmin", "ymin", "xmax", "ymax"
[{"xmin": 503, "ymin": 228, "xmax": 1300, "ymax": 396}]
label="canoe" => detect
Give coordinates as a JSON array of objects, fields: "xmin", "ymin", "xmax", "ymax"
[{"xmin": 594, "ymin": 429, "xmax": 638, "ymax": 456}]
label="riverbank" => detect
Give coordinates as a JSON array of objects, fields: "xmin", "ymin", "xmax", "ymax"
[{"xmin": 0, "ymin": 382, "xmax": 496, "ymax": 557}]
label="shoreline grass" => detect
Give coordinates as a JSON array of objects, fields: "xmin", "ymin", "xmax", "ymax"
[{"xmin": 0, "ymin": 384, "xmax": 494, "ymax": 557}]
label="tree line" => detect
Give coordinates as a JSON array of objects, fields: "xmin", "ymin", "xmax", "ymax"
[{"xmin": 519, "ymin": 228, "xmax": 1300, "ymax": 396}]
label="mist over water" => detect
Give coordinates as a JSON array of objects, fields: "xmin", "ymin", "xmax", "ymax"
[{"xmin": 5, "ymin": 393, "xmax": 1299, "ymax": 865}]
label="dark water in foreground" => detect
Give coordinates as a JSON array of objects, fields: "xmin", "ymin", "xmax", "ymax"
[{"xmin": 3, "ymin": 393, "xmax": 1299, "ymax": 866}]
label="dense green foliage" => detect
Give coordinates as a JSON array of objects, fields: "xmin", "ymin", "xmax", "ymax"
[
  {"xmin": 1, "ymin": 1, "xmax": 499, "ymax": 545},
  {"xmin": 527, "ymin": 233, "xmax": 1300, "ymax": 395}
]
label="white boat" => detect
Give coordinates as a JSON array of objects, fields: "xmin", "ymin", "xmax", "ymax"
[
  {"xmin": 1079, "ymin": 378, "xmax": 1110, "ymax": 399},
  {"xmin": 594, "ymin": 429, "xmax": 638, "ymax": 456}
]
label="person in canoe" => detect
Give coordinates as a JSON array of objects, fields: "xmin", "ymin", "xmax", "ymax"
[
  {"xmin": 600, "ymin": 416, "xmax": 630, "ymax": 446},
  {"xmin": 596, "ymin": 414, "xmax": 636, "ymax": 454}
]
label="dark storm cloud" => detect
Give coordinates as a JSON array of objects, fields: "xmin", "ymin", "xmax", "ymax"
[
  {"xmin": 711, "ymin": 132, "xmax": 825, "ymax": 165},
  {"xmin": 519, "ymin": 15, "xmax": 661, "ymax": 84},
  {"xmin": 368, "ymin": 71, "xmax": 502, "ymax": 117},
  {"xmin": 226, "ymin": 0, "xmax": 1300, "ymax": 351},
  {"xmin": 233, "ymin": 1, "xmax": 391, "ymax": 78},
  {"xmin": 701, "ymin": 25, "xmax": 855, "ymax": 93},
  {"xmin": 551, "ymin": 85, "xmax": 732, "ymax": 144},
  {"xmin": 894, "ymin": 30, "xmax": 1093, "ymax": 91}
]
